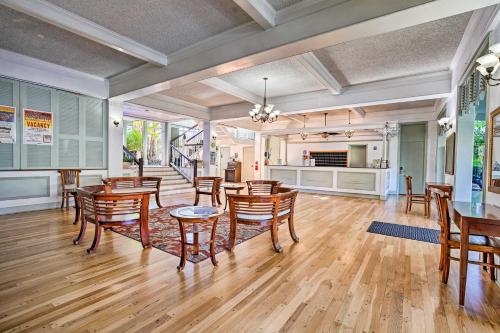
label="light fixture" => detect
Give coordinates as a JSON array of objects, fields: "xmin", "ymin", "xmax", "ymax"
[
  {"xmin": 344, "ymin": 110, "xmax": 354, "ymax": 139},
  {"xmin": 299, "ymin": 115, "xmax": 308, "ymax": 140},
  {"xmin": 249, "ymin": 77, "xmax": 280, "ymax": 123},
  {"xmin": 437, "ymin": 117, "xmax": 452, "ymax": 133},
  {"xmin": 320, "ymin": 113, "xmax": 329, "ymax": 139},
  {"xmin": 113, "ymin": 120, "xmax": 120, "ymax": 127},
  {"xmin": 476, "ymin": 42, "xmax": 500, "ymax": 86}
]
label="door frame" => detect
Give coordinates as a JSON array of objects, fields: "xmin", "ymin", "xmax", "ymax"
[{"xmin": 398, "ymin": 123, "xmax": 427, "ymax": 195}]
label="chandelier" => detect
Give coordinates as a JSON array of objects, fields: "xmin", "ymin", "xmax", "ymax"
[
  {"xmin": 476, "ymin": 42, "xmax": 500, "ymax": 86},
  {"xmin": 249, "ymin": 77, "xmax": 280, "ymax": 123},
  {"xmin": 299, "ymin": 115, "xmax": 308, "ymax": 140},
  {"xmin": 344, "ymin": 110, "xmax": 354, "ymax": 139}
]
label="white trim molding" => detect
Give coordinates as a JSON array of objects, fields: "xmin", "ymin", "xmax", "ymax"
[
  {"xmin": 200, "ymin": 77, "xmax": 261, "ymax": 104},
  {"xmin": 297, "ymin": 52, "xmax": 343, "ymax": 95}
]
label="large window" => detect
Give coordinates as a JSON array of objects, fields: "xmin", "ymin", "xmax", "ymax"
[
  {"xmin": 0, "ymin": 77, "xmax": 107, "ymax": 170},
  {"xmin": 123, "ymin": 119, "xmax": 164, "ymax": 165}
]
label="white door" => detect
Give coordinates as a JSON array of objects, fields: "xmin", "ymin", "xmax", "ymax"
[
  {"xmin": 242, "ymin": 146, "xmax": 255, "ymax": 181},
  {"xmin": 220, "ymin": 147, "xmax": 230, "ymax": 178}
]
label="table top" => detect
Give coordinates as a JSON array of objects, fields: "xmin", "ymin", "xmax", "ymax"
[
  {"xmin": 451, "ymin": 201, "xmax": 500, "ymax": 225},
  {"xmin": 426, "ymin": 182, "xmax": 453, "ymax": 187},
  {"xmin": 221, "ymin": 183, "xmax": 245, "ymax": 189},
  {"xmin": 170, "ymin": 206, "xmax": 224, "ymax": 219}
]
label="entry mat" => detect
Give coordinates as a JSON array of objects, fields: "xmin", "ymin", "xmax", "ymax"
[{"xmin": 367, "ymin": 221, "xmax": 440, "ymax": 244}]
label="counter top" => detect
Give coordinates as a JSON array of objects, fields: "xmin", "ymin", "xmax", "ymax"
[{"xmin": 266, "ymin": 165, "xmax": 389, "ymax": 170}]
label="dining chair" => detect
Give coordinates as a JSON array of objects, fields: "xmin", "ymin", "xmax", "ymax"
[
  {"xmin": 194, "ymin": 177, "xmax": 223, "ymax": 207},
  {"xmin": 434, "ymin": 190, "xmax": 499, "ymax": 297},
  {"xmin": 227, "ymin": 189, "xmax": 299, "ymax": 253},
  {"xmin": 405, "ymin": 176, "xmax": 428, "ymax": 214},
  {"xmin": 58, "ymin": 169, "xmax": 81, "ymax": 209},
  {"xmin": 102, "ymin": 176, "xmax": 163, "ymax": 208},
  {"xmin": 74, "ymin": 185, "xmax": 150, "ymax": 253},
  {"xmin": 246, "ymin": 180, "xmax": 282, "ymax": 195}
]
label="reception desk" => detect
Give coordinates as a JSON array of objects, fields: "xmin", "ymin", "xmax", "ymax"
[{"xmin": 265, "ymin": 165, "xmax": 390, "ymax": 200}]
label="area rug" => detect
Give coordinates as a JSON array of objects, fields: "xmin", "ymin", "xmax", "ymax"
[
  {"xmin": 112, "ymin": 204, "xmax": 277, "ymax": 263},
  {"xmin": 367, "ymin": 221, "xmax": 440, "ymax": 244}
]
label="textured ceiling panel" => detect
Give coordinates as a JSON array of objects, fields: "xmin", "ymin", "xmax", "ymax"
[
  {"xmin": 46, "ymin": 0, "xmax": 251, "ymax": 54},
  {"xmin": 220, "ymin": 56, "xmax": 326, "ymax": 97},
  {"xmin": 268, "ymin": 0, "xmax": 304, "ymax": 10},
  {"xmin": 322, "ymin": 12, "xmax": 472, "ymax": 85},
  {"xmin": 159, "ymin": 82, "xmax": 244, "ymax": 107},
  {"xmin": 0, "ymin": 6, "xmax": 144, "ymax": 77}
]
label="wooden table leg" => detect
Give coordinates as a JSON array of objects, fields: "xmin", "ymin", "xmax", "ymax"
[
  {"xmin": 459, "ymin": 218, "xmax": 469, "ymax": 306},
  {"xmin": 224, "ymin": 188, "xmax": 229, "ymax": 210},
  {"xmin": 210, "ymin": 217, "xmax": 219, "ymax": 266},
  {"xmin": 177, "ymin": 221, "xmax": 187, "ymax": 271},
  {"xmin": 193, "ymin": 224, "xmax": 200, "ymax": 255}
]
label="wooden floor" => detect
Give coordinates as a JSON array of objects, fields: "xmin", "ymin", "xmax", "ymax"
[{"xmin": 0, "ymin": 191, "xmax": 499, "ymax": 333}]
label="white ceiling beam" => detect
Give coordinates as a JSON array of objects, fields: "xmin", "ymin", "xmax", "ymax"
[
  {"xmin": 109, "ymin": 0, "xmax": 497, "ymax": 101},
  {"xmin": 130, "ymin": 94, "xmax": 209, "ymax": 120},
  {"xmin": 297, "ymin": 52, "xmax": 343, "ymax": 94},
  {"xmin": 210, "ymin": 70, "xmax": 451, "ymax": 121},
  {"xmin": 200, "ymin": 77, "xmax": 262, "ymax": 104},
  {"xmin": 275, "ymin": 0, "xmax": 346, "ymax": 25},
  {"xmin": 0, "ymin": 0, "xmax": 168, "ymax": 66},
  {"xmin": 351, "ymin": 107, "xmax": 366, "ymax": 118},
  {"xmin": 233, "ymin": 0, "xmax": 276, "ymax": 29},
  {"xmin": 0, "ymin": 49, "xmax": 108, "ymax": 99}
]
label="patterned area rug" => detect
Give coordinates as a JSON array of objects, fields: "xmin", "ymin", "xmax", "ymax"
[
  {"xmin": 367, "ymin": 221, "xmax": 440, "ymax": 244},
  {"xmin": 112, "ymin": 204, "xmax": 276, "ymax": 263}
]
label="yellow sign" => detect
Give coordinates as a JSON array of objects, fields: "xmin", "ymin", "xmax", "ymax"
[{"xmin": 23, "ymin": 109, "xmax": 53, "ymax": 145}]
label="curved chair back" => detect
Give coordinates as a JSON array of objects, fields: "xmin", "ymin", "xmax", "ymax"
[
  {"xmin": 276, "ymin": 187, "xmax": 298, "ymax": 216},
  {"xmin": 194, "ymin": 177, "xmax": 222, "ymax": 193},
  {"xmin": 227, "ymin": 193, "xmax": 280, "ymax": 223},
  {"xmin": 58, "ymin": 169, "xmax": 81, "ymax": 189},
  {"xmin": 102, "ymin": 176, "xmax": 161, "ymax": 190},
  {"xmin": 247, "ymin": 180, "xmax": 282, "ymax": 195}
]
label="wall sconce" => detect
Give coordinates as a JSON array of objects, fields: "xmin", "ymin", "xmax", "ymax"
[
  {"xmin": 438, "ymin": 117, "xmax": 452, "ymax": 133},
  {"xmin": 113, "ymin": 120, "xmax": 120, "ymax": 127},
  {"xmin": 476, "ymin": 42, "xmax": 500, "ymax": 86}
]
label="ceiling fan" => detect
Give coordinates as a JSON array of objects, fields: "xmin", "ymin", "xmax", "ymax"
[{"xmin": 315, "ymin": 113, "xmax": 339, "ymax": 138}]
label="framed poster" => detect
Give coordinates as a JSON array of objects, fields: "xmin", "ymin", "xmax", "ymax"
[
  {"xmin": 0, "ymin": 105, "xmax": 16, "ymax": 143},
  {"xmin": 23, "ymin": 109, "xmax": 53, "ymax": 145},
  {"xmin": 445, "ymin": 132, "xmax": 455, "ymax": 175}
]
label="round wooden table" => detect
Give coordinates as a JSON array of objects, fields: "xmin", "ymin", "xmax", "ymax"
[
  {"xmin": 170, "ymin": 206, "xmax": 224, "ymax": 271},
  {"xmin": 221, "ymin": 183, "xmax": 245, "ymax": 210}
]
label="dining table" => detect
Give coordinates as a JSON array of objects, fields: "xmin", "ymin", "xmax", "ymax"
[
  {"xmin": 425, "ymin": 182, "xmax": 453, "ymax": 217},
  {"xmin": 450, "ymin": 201, "xmax": 500, "ymax": 305}
]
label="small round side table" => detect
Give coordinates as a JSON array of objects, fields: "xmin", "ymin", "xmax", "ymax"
[
  {"xmin": 221, "ymin": 183, "xmax": 245, "ymax": 210},
  {"xmin": 170, "ymin": 206, "xmax": 224, "ymax": 271}
]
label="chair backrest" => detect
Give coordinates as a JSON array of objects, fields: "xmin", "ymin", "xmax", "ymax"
[
  {"xmin": 227, "ymin": 193, "xmax": 280, "ymax": 222},
  {"xmin": 58, "ymin": 169, "xmax": 81, "ymax": 188},
  {"xmin": 102, "ymin": 176, "xmax": 161, "ymax": 190},
  {"xmin": 77, "ymin": 185, "xmax": 148, "ymax": 222},
  {"xmin": 195, "ymin": 177, "xmax": 222, "ymax": 192},
  {"xmin": 433, "ymin": 189, "xmax": 451, "ymax": 237},
  {"xmin": 247, "ymin": 180, "xmax": 282, "ymax": 195},
  {"xmin": 405, "ymin": 176, "xmax": 413, "ymax": 195},
  {"xmin": 276, "ymin": 188, "xmax": 298, "ymax": 215}
]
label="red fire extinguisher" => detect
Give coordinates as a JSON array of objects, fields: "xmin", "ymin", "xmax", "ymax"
[{"xmin": 255, "ymin": 161, "xmax": 259, "ymax": 171}]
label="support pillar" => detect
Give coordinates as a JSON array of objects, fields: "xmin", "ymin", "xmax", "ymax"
[{"xmin": 108, "ymin": 100, "xmax": 123, "ymax": 177}]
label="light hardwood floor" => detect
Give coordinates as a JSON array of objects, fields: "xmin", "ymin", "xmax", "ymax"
[{"xmin": 0, "ymin": 191, "xmax": 499, "ymax": 332}]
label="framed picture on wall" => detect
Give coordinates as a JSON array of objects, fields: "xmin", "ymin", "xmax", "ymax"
[{"xmin": 445, "ymin": 132, "xmax": 455, "ymax": 175}]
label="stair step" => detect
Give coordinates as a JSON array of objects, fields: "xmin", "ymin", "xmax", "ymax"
[
  {"xmin": 143, "ymin": 166, "xmax": 174, "ymax": 171},
  {"xmin": 159, "ymin": 183, "xmax": 194, "ymax": 194},
  {"xmin": 161, "ymin": 174, "xmax": 184, "ymax": 180},
  {"xmin": 143, "ymin": 170, "xmax": 179, "ymax": 176},
  {"xmin": 161, "ymin": 179, "xmax": 188, "ymax": 185}
]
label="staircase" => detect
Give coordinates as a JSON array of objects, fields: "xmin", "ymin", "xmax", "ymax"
[
  {"xmin": 169, "ymin": 124, "xmax": 203, "ymax": 185},
  {"xmin": 143, "ymin": 166, "xmax": 194, "ymax": 195}
]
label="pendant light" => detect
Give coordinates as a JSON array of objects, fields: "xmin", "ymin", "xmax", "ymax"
[
  {"xmin": 344, "ymin": 110, "xmax": 354, "ymax": 139},
  {"xmin": 299, "ymin": 115, "xmax": 308, "ymax": 140},
  {"xmin": 249, "ymin": 78, "xmax": 280, "ymax": 123}
]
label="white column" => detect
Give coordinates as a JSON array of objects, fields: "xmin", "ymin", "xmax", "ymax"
[
  {"xmin": 426, "ymin": 120, "xmax": 438, "ymax": 182},
  {"xmin": 108, "ymin": 100, "xmax": 124, "ymax": 177},
  {"xmin": 202, "ymin": 120, "xmax": 212, "ymax": 176},
  {"xmin": 164, "ymin": 122, "xmax": 171, "ymax": 166},
  {"xmin": 388, "ymin": 134, "xmax": 400, "ymax": 194}
]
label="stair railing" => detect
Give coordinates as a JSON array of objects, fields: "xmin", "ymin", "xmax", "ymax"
[
  {"xmin": 123, "ymin": 146, "xmax": 143, "ymax": 176},
  {"xmin": 169, "ymin": 125, "xmax": 202, "ymax": 184}
]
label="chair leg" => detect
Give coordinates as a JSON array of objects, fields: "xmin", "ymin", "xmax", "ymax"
[
  {"xmin": 216, "ymin": 193, "xmax": 222, "ymax": 205},
  {"xmin": 211, "ymin": 194, "xmax": 216, "ymax": 207},
  {"xmin": 61, "ymin": 194, "xmax": 65, "ymax": 209},
  {"xmin": 288, "ymin": 216, "xmax": 299, "ymax": 242},
  {"xmin": 405, "ymin": 196, "xmax": 409, "ymax": 214},
  {"xmin": 270, "ymin": 221, "xmax": 282, "ymax": 253},
  {"xmin": 489, "ymin": 253, "xmax": 496, "ymax": 281},
  {"xmin": 441, "ymin": 245, "xmax": 450, "ymax": 284},
  {"xmin": 438, "ymin": 240, "xmax": 445, "ymax": 271},
  {"xmin": 66, "ymin": 195, "xmax": 70, "ymax": 210},
  {"xmin": 227, "ymin": 220, "xmax": 237, "ymax": 251},
  {"xmin": 155, "ymin": 192, "xmax": 163, "ymax": 208},
  {"xmin": 73, "ymin": 216, "xmax": 88, "ymax": 245},
  {"xmin": 483, "ymin": 252, "xmax": 488, "ymax": 271},
  {"xmin": 87, "ymin": 223, "xmax": 102, "ymax": 254},
  {"xmin": 73, "ymin": 194, "xmax": 80, "ymax": 225},
  {"xmin": 194, "ymin": 192, "xmax": 200, "ymax": 206},
  {"xmin": 409, "ymin": 199, "xmax": 413, "ymax": 212}
]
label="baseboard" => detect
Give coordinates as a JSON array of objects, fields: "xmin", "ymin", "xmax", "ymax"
[{"xmin": 0, "ymin": 202, "xmax": 61, "ymax": 215}]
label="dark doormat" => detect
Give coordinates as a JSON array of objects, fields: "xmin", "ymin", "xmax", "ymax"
[{"xmin": 367, "ymin": 221, "xmax": 440, "ymax": 244}]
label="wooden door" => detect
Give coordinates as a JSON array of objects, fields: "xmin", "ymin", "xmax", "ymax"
[
  {"xmin": 242, "ymin": 146, "xmax": 255, "ymax": 181},
  {"xmin": 399, "ymin": 124, "xmax": 426, "ymax": 194}
]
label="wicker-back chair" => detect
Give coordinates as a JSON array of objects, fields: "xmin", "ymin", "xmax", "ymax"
[
  {"xmin": 74, "ymin": 185, "xmax": 150, "ymax": 253},
  {"xmin": 58, "ymin": 169, "xmax": 81, "ymax": 209},
  {"xmin": 102, "ymin": 176, "xmax": 163, "ymax": 208},
  {"xmin": 246, "ymin": 180, "xmax": 282, "ymax": 195},
  {"xmin": 194, "ymin": 177, "xmax": 223, "ymax": 207}
]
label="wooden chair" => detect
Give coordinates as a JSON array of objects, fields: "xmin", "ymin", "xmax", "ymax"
[
  {"xmin": 405, "ymin": 176, "xmax": 428, "ymax": 215},
  {"xmin": 434, "ymin": 190, "xmax": 499, "ymax": 302},
  {"xmin": 246, "ymin": 180, "xmax": 282, "ymax": 195},
  {"xmin": 227, "ymin": 188, "xmax": 299, "ymax": 253},
  {"xmin": 74, "ymin": 185, "xmax": 150, "ymax": 253},
  {"xmin": 102, "ymin": 176, "xmax": 163, "ymax": 208},
  {"xmin": 58, "ymin": 169, "xmax": 81, "ymax": 209},
  {"xmin": 194, "ymin": 177, "xmax": 223, "ymax": 207}
]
